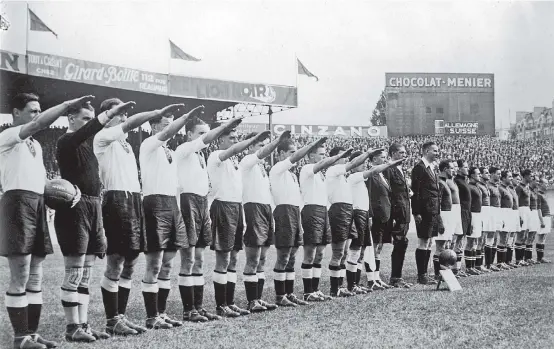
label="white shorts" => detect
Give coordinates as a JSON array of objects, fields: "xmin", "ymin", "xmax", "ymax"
[
  {"xmin": 481, "ymin": 206, "xmax": 492, "ymax": 232},
  {"xmin": 529, "ymin": 209, "xmax": 541, "ymax": 232},
  {"xmin": 538, "ymin": 216, "xmax": 552, "ymax": 235},
  {"xmin": 490, "ymin": 207, "xmax": 502, "ymax": 232},
  {"xmin": 437, "ymin": 210, "xmax": 454, "ymax": 241},
  {"xmin": 509, "ymin": 208, "xmax": 520, "ymax": 233},
  {"xmin": 519, "ymin": 206, "xmax": 531, "ymax": 231},
  {"xmin": 452, "ymin": 204, "xmax": 463, "ymax": 236},
  {"xmin": 470, "ymin": 212, "xmax": 483, "ymax": 238}
]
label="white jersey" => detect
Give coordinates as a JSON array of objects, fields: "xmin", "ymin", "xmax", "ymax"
[
  {"xmin": 348, "ymin": 172, "xmax": 369, "ymax": 211},
  {"xmin": 325, "ymin": 164, "xmax": 352, "ymax": 205},
  {"xmin": 207, "ymin": 150, "xmax": 242, "ymax": 203},
  {"xmin": 240, "ymin": 153, "xmax": 271, "ymax": 205},
  {"xmin": 299, "ymin": 164, "xmax": 328, "ymax": 206},
  {"xmin": 269, "ymin": 158, "xmax": 301, "ymax": 207}
]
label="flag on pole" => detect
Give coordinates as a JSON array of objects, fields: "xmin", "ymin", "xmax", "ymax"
[
  {"xmin": 297, "ymin": 58, "xmax": 318, "ymax": 81},
  {"xmin": 169, "ymin": 40, "xmax": 200, "ymax": 61},
  {"xmin": 28, "ymin": 9, "xmax": 57, "ymax": 38}
]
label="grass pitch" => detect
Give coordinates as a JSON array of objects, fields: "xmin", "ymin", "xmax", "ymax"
[{"xmin": 1, "ymin": 231, "xmax": 553, "ymax": 349}]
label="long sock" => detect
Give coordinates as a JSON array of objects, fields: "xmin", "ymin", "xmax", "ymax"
[
  {"xmin": 26, "ymin": 289, "xmax": 42, "ymax": 333},
  {"xmin": 346, "ymin": 262, "xmax": 357, "ymax": 290},
  {"xmin": 193, "ymin": 274, "xmax": 205, "ymax": 310},
  {"xmin": 77, "ymin": 287, "xmax": 90, "ymax": 324},
  {"xmin": 415, "ymin": 249, "xmax": 426, "ymax": 276},
  {"xmin": 301, "ymin": 264, "xmax": 313, "ymax": 294},
  {"xmin": 157, "ymin": 278, "xmax": 171, "ymax": 314},
  {"xmin": 339, "ymin": 264, "xmax": 346, "ymax": 287},
  {"xmin": 455, "ymin": 251, "xmax": 463, "ymax": 271},
  {"xmin": 256, "ymin": 272, "xmax": 265, "ymax": 299},
  {"xmin": 273, "ymin": 269, "xmax": 286, "ymax": 296},
  {"xmin": 515, "ymin": 243, "xmax": 524, "ymax": 262},
  {"xmin": 356, "ymin": 263, "xmax": 362, "ymax": 285},
  {"xmin": 464, "ymin": 250, "xmax": 472, "ymax": 269},
  {"xmin": 312, "ymin": 264, "xmax": 322, "ymax": 292},
  {"xmin": 6, "ymin": 292, "xmax": 29, "ymax": 337},
  {"xmin": 243, "ymin": 273, "xmax": 258, "ymax": 302},
  {"xmin": 433, "ymin": 254, "xmax": 441, "ymax": 277},
  {"xmin": 329, "ymin": 265, "xmax": 341, "ymax": 295},
  {"xmin": 424, "ymin": 250, "xmax": 431, "ymax": 274},
  {"xmin": 525, "ymin": 244, "xmax": 533, "ymax": 260},
  {"xmin": 475, "ymin": 249, "xmax": 482, "ymax": 267},
  {"xmin": 179, "ymin": 274, "xmax": 194, "ymax": 312},
  {"xmin": 391, "ymin": 240, "xmax": 408, "ymax": 278},
  {"xmin": 226, "ymin": 270, "xmax": 237, "ymax": 306},
  {"xmin": 100, "ymin": 277, "xmax": 119, "ymax": 319},
  {"xmin": 490, "ymin": 246, "xmax": 497, "ymax": 266},
  {"xmin": 536, "ymin": 243, "xmax": 545, "ymax": 261},
  {"xmin": 484, "ymin": 246, "xmax": 491, "ymax": 267},
  {"xmin": 285, "ymin": 269, "xmax": 295, "ymax": 295},
  {"xmin": 118, "ymin": 277, "xmax": 132, "ymax": 315},
  {"xmin": 141, "ymin": 281, "xmax": 158, "ymax": 318},
  {"xmin": 496, "ymin": 246, "xmax": 505, "ymax": 264},
  {"xmin": 364, "ymin": 262, "xmax": 375, "ymax": 283},
  {"xmin": 506, "ymin": 246, "xmax": 513, "ymax": 263},
  {"xmin": 213, "ymin": 271, "xmax": 227, "ymax": 307},
  {"xmin": 480, "ymin": 249, "xmax": 486, "ymax": 267}
]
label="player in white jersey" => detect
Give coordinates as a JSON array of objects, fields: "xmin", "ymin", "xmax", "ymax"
[
  {"xmin": 240, "ymin": 131, "xmax": 291, "ymax": 312},
  {"xmin": 299, "ymin": 142, "xmax": 352, "ymax": 301},
  {"xmin": 207, "ymin": 128, "xmax": 270, "ymax": 317},
  {"xmin": 270, "ymin": 137, "xmax": 327, "ymax": 306},
  {"xmin": 139, "ymin": 104, "xmax": 204, "ymax": 329},
  {"xmin": 175, "ymin": 115, "xmax": 243, "ymax": 322},
  {"xmin": 1, "ymin": 93, "xmax": 93, "ymax": 349},
  {"xmin": 94, "ymin": 99, "xmax": 180, "ymax": 336}
]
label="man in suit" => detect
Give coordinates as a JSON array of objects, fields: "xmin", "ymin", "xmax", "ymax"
[
  {"xmin": 384, "ymin": 143, "xmax": 413, "ymax": 289},
  {"xmin": 366, "ymin": 149, "xmax": 393, "ymax": 290},
  {"xmin": 410, "ymin": 141, "xmax": 442, "ymax": 285}
]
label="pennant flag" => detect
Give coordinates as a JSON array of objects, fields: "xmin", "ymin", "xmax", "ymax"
[
  {"xmin": 169, "ymin": 40, "xmax": 200, "ymax": 61},
  {"xmin": 297, "ymin": 58, "xmax": 319, "ymax": 81},
  {"xmin": 28, "ymin": 9, "xmax": 57, "ymax": 38}
]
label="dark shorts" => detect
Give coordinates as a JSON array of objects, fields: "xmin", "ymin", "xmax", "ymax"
[
  {"xmin": 386, "ymin": 216, "xmax": 410, "ymax": 240},
  {"xmin": 144, "ymin": 195, "xmax": 187, "ymax": 252},
  {"xmin": 210, "ymin": 200, "xmax": 244, "ymax": 252},
  {"xmin": 351, "ymin": 209, "xmax": 370, "ymax": 248},
  {"xmin": 180, "ymin": 193, "xmax": 212, "ymax": 248},
  {"xmin": 301, "ymin": 204, "xmax": 331, "ymax": 246},
  {"xmin": 102, "ymin": 191, "xmax": 146, "ymax": 255},
  {"xmin": 328, "ymin": 203, "xmax": 354, "ymax": 243},
  {"xmin": 0, "ymin": 190, "xmax": 53, "ymax": 257},
  {"xmin": 371, "ymin": 219, "xmax": 392, "ymax": 244},
  {"xmin": 244, "ymin": 202, "xmax": 274, "ymax": 247},
  {"xmin": 54, "ymin": 194, "xmax": 106, "ymax": 257},
  {"xmin": 273, "ymin": 204, "xmax": 303, "ymax": 248},
  {"xmin": 461, "ymin": 208, "xmax": 472, "ymax": 236},
  {"xmin": 416, "ymin": 213, "xmax": 444, "ymax": 239}
]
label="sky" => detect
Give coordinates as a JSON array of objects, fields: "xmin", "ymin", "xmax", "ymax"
[{"xmin": 1, "ymin": 0, "xmax": 553, "ymax": 127}]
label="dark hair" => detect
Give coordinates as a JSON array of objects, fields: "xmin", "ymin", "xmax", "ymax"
[
  {"xmin": 67, "ymin": 102, "xmax": 94, "ymax": 117},
  {"xmin": 349, "ymin": 150, "xmax": 362, "ymax": 161},
  {"xmin": 456, "ymin": 159, "xmax": 466, "ymax": 168},
  {"xmin": 479, "ymin": 167, "xmax": 487, "ymax": 175},
  {"xmin": 521, "ymin": 169, "xmax": 532, "ymax": 178},
  {"xmin": 149, "ymin": 113, "xmax": 174, "ymax": 126},
  {"xmin": 329, "ymin": 146, "xmax": 346, "ymax": 157},
  {"xmin": 469, "ymin": 167, "xmax": 479, "ymax": 177},
  {"xmin": 369, "ymin": 149, "xmax": 384, "ymax": 162},
  {"xmin": 185, "ymin": 116, "xmax": 206, "ymax": 133},
  {"xmin": 388, "ymin": 142, "xmax": 404, "ymax": 155},
  {"xmin": 99, "ymin": 98, "xmax": 123, "ymax": 114},
  {"xmin": 439, "ymin": 160, "xmax": 452, "ymax": 172},
  {"xmin": 500, "ymin": 170, "xmax": 511, "ymax": 180},
  {"xmin": 11, "ymin": 93, "xmax": 39, "ymax": 113},
  {"xmin": 489, "ymin": 166, "xmax": 500, "ymax": 175},
  {"xmin": 277, "ymin": 139, "xmax": 295, "ymax": 154},
  {"xmin": 308, "ymin": 143, "xmax": 325, "ymax": 155},
  {"xmin": 220, "ymin": 125, "xmax": 237, "ymax": 137},
  {"xmin": 422, "ymin": 141, "xmax": 436, "ymax": 153}
]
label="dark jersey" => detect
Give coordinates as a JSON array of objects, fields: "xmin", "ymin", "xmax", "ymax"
[
  {"xmin": 530, "ymin": 190, "xmax": 538, "ymax": 210},
  {"xmin": 508, "ymin": 186, "xmax": 519, "ymax": 210},
  {"xmin": 469, "ymin": 182, "xmax": 482, "ymax": 213},
  {"xmin": 439, "ymin": 177, "xmax": 452, "ymax": 211},
  {"xmin": 499, "ymin": 184, "xmax": 513, "ymax": 209},
  {"xmin": 515, "ymin": 184, "xmax": 530, "ymax": 207},
  {"xmin": 56, "ymin": 118, "xmax": 104, "ymax": 196},
  {"xmin": 537, "ymin": 191, "xmax": 550, "ymax": 216},
  {"xmin": 488, "ymin": 182, "xmax": 501, "ymax": 208},
  {"xmin": 454, "ymin": 175, "xmax": 471, "ymax": 211},
  {"xmin": 477, "ymin": 182, "xmax": 490, "ymax": 206}
]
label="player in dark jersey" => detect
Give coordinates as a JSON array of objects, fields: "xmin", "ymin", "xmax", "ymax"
[
  {"xmin": 506, "ymin": 173, "xmax": 521, "ymax": 267},
  {"xmin": 476, "ymin": 167, "xmax": 492, "ymax": 273},
  {"xmin": 525, "ymin": 175, "xmax": 540, "ymax": 264},
  {"xmin": 466, "ymin": 167, "xmax": 483, "ymax": 275},
  {"xmin": 484, "ymin": 167, "xmax": 502, "ymax": 271},
  {"xmin": 497, "ymin": 171, "xmax": 515, "ymax": 270},
  {"xmin": 535, "ymin": 177, "xmax": 552, "ymax": 263},
  {"xmin": 452, "ymin": 160, "xmax": 471, "ymax": 277},
  {"xmin": 515, "ymin": 169, "xmax": 532, "ymax": 266},
  {"xmin": 434, "ymin": 160, "xmax": 455, "ymax": 279}
]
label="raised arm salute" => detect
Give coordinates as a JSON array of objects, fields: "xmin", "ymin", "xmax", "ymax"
[
  {"xmin": 175, "ymin": 116, "xmax": 243, "ymax": 323},
  {"xmin": 94, "ymin": 99, "xmax": 182, "ymax": 337},
  {"xmin": 0, "ymin": 93, "xmax": 94, "ymax": 349},
  {"xmin": 240, "ymin": 131, "xmax": 292, "ymax": 313}
]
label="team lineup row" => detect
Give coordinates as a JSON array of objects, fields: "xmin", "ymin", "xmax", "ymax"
[{"xmin": 0, "ymin": 94, "xmax": 551, "ymax": 349}]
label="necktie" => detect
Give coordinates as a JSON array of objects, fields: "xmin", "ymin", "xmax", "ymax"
[
  {"xmin": 197, "ymin": 152, "xmax": 206, "ymax": 168},
  {"xmin": 163, "ymin": 145, "xmax": 172, "ymax": 164},
  {"xmin": 26, "ymin": 137, "xmax": 36, "ymax": 157}
]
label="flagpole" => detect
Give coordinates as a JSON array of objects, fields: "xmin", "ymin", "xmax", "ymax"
[{"xmin": 26, "ymin": 3, "xmax": 30, "ymax": 59}]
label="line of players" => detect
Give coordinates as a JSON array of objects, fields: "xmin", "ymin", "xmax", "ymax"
[
  {"xmin": 437, "ymin": 160, "xmax": 551, "ymax": 280},
  {"xmin": 1, "ymin": 94, "xmax": 551, "ymax": 349}
]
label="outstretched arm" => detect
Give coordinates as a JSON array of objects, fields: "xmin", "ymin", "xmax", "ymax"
[
  {"xmin": 362, "ymin": 158, "xmax": 405, "ymax": 179},
  {"xmin": 203, "ymin": 117, "xmax": 244, "ymax": 144},
  {"xmin": 345, "ymin": 147, "xmax": 385, "ymax": 172},
  {"xmin": 313, "ymin": 148, "xmax": 354, "ymax": 174},
  {"xmin": 19, "ymin": 95, "xmax": 95, "ymax": 140},
  {"xmin": 256, "ymin": 131, "xmax": 292, "ymax": 160},
  {"xmin": 218, "ymin": 131, "xmax": 271, "ymax": 162},
  {"xmin": 157, "ymin": 105, "xmax": 201, "ymax": 142},
  {"xmin": 289, "ymin": 137, "xmax": 327, "ymax": 164},
  {"xmin": 121, "ymin": 103, "xmax": 183, "ymax": 134}
]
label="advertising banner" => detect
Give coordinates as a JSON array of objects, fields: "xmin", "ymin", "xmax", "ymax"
[
  {"xmin": 385, "ymin": 73, "xmax": 494, "ymax": 93},
  {"xmin": 237, "ymin": 123, "xmax": 387, "ymax": 138},
  {"xmin": 0, "ymin": 50, "xmax": 26, "ymax": 74},
  {"xmin": 444, "ymin": 121, "xmax": 479, "ymax": 135}
]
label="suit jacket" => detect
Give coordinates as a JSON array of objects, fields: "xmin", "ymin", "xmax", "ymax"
[
  {"xmin": 384, "ymin": 166, "xmax": 411, "ymax": 224},
  {"xmin": 410, "ymin": 160, "xmax": 441, "ymax": 216},
  {"xmin": 366, "ymin": 172, "xmax": 391, "ymax": 223}
]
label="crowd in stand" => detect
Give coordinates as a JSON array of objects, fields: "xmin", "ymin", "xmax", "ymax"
[{"xmin": 2, "ymin": 126, "xmax": 554, "ymax": 186}]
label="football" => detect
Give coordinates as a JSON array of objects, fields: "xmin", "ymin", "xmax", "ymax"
[
  {"xmin": 438, "ymin": 249, "xmax": 457, "ymax": 267},
  {"xmin": 44, "ymin": 179, "xmax": 76, "ymax": 210}
]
